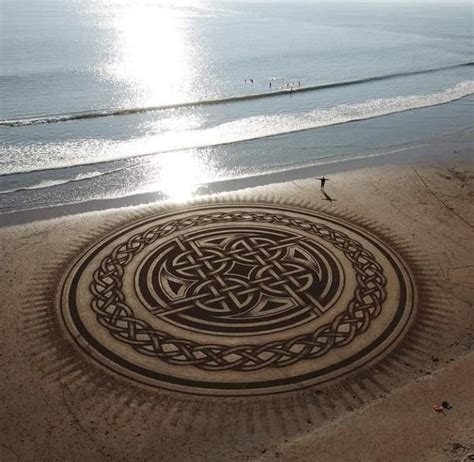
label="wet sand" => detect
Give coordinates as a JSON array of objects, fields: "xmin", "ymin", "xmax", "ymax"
[{"xmin": 0, "ymin": 160, "xmax": 473, "ymax": 461}]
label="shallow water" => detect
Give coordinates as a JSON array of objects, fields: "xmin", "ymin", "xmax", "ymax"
[{"xmin": 0, "ymin": 0, "xmax": 473, "ymax": 212}]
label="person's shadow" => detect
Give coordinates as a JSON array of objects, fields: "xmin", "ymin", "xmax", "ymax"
[{"xmin": 322, "ymin": 191, "xmax": 336, "ymax": 202}]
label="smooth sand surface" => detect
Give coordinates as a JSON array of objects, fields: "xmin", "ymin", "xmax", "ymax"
[{"xmin": 0, "ymin": 161, "xmax": 473, "ymax": 461}]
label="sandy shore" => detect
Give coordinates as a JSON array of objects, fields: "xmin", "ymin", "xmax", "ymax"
[{"xmin": 0, "ymin": 160, "xmax": 473, "ymax": 461}]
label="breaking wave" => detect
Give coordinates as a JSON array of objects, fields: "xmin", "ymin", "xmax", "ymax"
[
  {"xmin": 1, "ymin": 80, "xmax": 472, "ymax": 176},
  {"xmin": 1, "ymin": 62, "xmax": 472, "ymax": 127}
]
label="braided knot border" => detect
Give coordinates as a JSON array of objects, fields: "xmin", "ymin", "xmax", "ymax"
[{"xmin": 90, "ymin": 211, "xmax": 387, "ymax": 371}]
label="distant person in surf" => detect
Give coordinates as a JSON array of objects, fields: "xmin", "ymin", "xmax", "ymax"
[
  {"xmin": 269, "ymin": 82, "xmax": 272, "ymax": 89},
  {"xmin": 317, "ymin": 176, "xmax": 329, "ymax": 191}
]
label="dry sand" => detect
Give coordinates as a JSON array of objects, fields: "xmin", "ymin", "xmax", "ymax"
[{"xmin": 0, "ymin": 161, "xmax": 473, "ymax": 461}]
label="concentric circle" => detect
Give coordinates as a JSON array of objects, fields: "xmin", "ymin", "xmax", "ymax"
[
  {"xmin": 135, "ymin": 225, "xmax": 343, "ymax": 335},
  {"xmin": 60, "ymin": 204, "xmax": 416, "ymax": 396}
]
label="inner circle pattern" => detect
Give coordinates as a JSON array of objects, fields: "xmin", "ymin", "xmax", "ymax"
[
  {"xmin": 89, "ymin": 210, "xmax": 387, "ymax": 372},
  {"xmin": 135, "ymin": 226, "xmax": 343, "ymax": 335}
]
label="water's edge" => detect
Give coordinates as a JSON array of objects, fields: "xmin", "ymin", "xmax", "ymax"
[{"xmin": 1, "ymin": 132, "xmax": 471, "ymax": 228}]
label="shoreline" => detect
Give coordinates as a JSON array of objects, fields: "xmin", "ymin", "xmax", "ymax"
[{"xmin": 1, "ymin": 131, "xmax": 472, "ymax": 228}]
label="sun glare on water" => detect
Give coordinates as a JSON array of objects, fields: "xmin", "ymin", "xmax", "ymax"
[
  {"xmin": 147, "ymin": 151, "xmax": 215, "ymax": 202},
  {"xmin": 105, "ymin": 0, "xmax": 205, "ymax": 105},
  {"xmin": 98, "ymin": 0, "xmax": 212, "ymax": 200}
]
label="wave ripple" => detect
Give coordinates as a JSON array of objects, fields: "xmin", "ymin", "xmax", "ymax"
[{"xmin": 1, "ymin": 62, "xmax": 472, "ymax": 127}]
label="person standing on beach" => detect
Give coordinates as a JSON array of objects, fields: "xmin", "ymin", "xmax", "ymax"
[{"xmin": 317, "ymin": 176, "xmax": 329, "ymax": 191}]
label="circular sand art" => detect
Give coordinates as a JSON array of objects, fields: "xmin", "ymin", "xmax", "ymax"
[{"xmin": 61, "ymin": 204, "xmax": 416, "ymax": 396}]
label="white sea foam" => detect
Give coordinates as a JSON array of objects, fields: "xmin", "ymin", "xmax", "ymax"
[
  {"xmin": 0, "ymin": 171, "xmax": 111, "ymax": 194},
  {"xmin": 1, "ymin": 81, "xmax": 472, "ymax": 176}
]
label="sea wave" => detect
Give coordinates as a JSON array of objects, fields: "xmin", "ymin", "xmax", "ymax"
[
  {"xmin": 1, "ymin": 80, "xmax": 472, "ymax": 177},
  {"xmin": 0, "ymin": 167, "xmax": 130, "ymax": 194},
  {"xmin": 1, "ymin": 62, "xmax": 472, "ymax": 127}
]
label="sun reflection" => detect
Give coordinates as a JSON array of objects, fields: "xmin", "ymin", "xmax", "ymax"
[
  {"xmin": 105, "ymin": 0, "xmax": 204, "ymax": 105},
  {"xmin": 150, "ymin": 151, "xmax": 213, "ymax": 202}
]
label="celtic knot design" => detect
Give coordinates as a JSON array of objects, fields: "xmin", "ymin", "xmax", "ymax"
[
  {"xmin": 137, "ymin": 228, "xmax": 338, "ymax": 334},
  {"xmin": 90, "ymin": 211, "xmax": 387, "ymax": 371}
]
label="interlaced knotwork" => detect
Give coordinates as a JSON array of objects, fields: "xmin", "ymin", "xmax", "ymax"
[
  {"xmin": 89, "ymin": 211, "xmax": 387, "ymax": 371},
  {"xmin": 144, "ymin": 230, "xmax": 329, "ymax": 328}
]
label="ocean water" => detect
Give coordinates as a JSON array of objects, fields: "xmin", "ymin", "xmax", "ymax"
[{"xmin": 0, "ymin": 0, "xmax": 473, "ymax": 213}]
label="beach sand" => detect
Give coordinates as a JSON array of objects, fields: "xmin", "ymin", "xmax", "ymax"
[{"xmin": 0, "ymin": 160, "xmax": 473, "ymax": 461}]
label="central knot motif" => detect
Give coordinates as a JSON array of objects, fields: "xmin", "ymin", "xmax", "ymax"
[{"xmin": 136, "ymin": 227, "xmax": 343, "ymax": 335}]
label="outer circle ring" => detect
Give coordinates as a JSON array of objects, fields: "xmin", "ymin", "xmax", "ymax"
[{"xmin": 60, "ymin": 204, "xmax": 417, "ymax": 396}]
